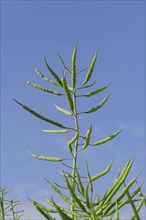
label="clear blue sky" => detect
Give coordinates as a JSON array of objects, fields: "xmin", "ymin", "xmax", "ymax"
[{"xmin": 1, "ymin": 1, "xmax": 145, "ymax": 219}]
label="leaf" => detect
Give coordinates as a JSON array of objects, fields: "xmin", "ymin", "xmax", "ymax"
[
  {"xmin": 82, "ymin": 124, "xmax": 92, "ymax": 150},
  {"xmin": 41, "ymin": 129, "xmax": 69, "ymax": 133},
  {"xmin": 54, "ymin": 104, "xmax": 72, "ymax": 116},
  {"xmin": 14, "ymin": 99, "xmax": 66, "ymax": 129},
  {"xmin": 86, "ymin": 96, "xmax": 108, "ymax": 114},
  {"xmin": 62, "ymin": 73, "xmax": 74, "ymax": 112},
  {"xmin": 91, "ymin": 160, "xmax": 113, "ymax": 182},
  {"xmin": 71, "ymin": 43, "xmax": 77, "ymax": 88},
  {"xmin": 82, "ymin": 50, "xmax": 98, "ymax": 86},
  {"xmin": 86, "ymin": 85, "xmax": 108, "ymax": 97},
  {"xmin": 28, "ymin": 152, "xmax": 63, "ymax": 162},
  {"xmin": 33, "ymin": 66, "xmax": 60, "ymax": 87},
  {"xmin": 25, "ymin": 80, "xmax": 62, "ymax": 96},
  {"xmin": 44, "ymin": 57, "xmax": 63, "ymax": 87},
  {"xmin": 91, "ymin": 130, "xmax": 123, "ymax": 146}
]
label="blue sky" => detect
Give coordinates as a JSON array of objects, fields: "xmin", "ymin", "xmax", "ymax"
[{"xmin": 1, "ymin": 1, "xmax": 145, "ymax": 219}]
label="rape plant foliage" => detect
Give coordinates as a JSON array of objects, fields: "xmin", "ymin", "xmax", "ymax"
[
  {"xmin": 0, "ymin": 186, "xmax": 24, "ymax": 220},
  {"xmin": 14, "ymin": 44, "xmax": 145, "ymax": 219}
]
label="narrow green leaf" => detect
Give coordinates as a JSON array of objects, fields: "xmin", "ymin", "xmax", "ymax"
[
  {"xmin": 82, "ymin": 50, "xmax": 98, "ymax": 86},
  {"xmin": 86, "ymin": 96, "xmax": 108, "ymax": 114},
  {"xmin": 91, "ymin": 160, "xmax": 113, "ymax": 182},
  {"xmin": 82, "ymin": 124, "xmax": 92, "ymax": 150},
  {"xmin": 41, "ymin": 129, "xmax": 69, "ymax": 133},
  {"xmin": 71, "ymin": 44, "xmax": 77, "ymax": 88},
  {"xmin": 54, "ymin": 104, "xmax": 73, "ymax": 116},
  {"xmin": 33, "ymin": 66, "xmax": 60, "ymax": 87},
  {"xmin": 86, "ymin": 85, "xmax": 108, "ymax": 97},
  {"xmin": 28, "ymin": 152, "xmax": 63, "ymax": 162},
  {"xmin": 25, "ymin": 80, "xmax": 62, "ymax": 95},
  {"xmin": 14, "ymin": 99, "xmax": 65, "ymax": 129},
  {"xmin": 44, "ymin": 57, "xmax": 63, "ymax": 87},
  {"xmin": 91, "ymin": 130, "xmax": 123, "ymax": 146},
  {"xmin": 62, "ymin": 74, "xmax": 74, "ymax": 112}
]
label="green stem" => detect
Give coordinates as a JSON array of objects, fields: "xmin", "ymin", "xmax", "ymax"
[
  {"xmin": 71, "ymin": 88, "xmax": 79, "ymax": 220},
  {"xmin": 0, "ymin": 188, "xmax": 5, "ymax": 220}
]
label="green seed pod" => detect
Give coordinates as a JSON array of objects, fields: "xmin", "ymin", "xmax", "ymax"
[
  {"xmin": 86, "ymin": 85, "xmax": 108, "ymax": 97},
  {"xmin": 91, "ymin": 130, "xmax": 123, "ymax": 146},
  {"xmin": 25, "ymin": 80, "xmax": 62, "ymax": 95},
  {"xmin": 71, "ymin": 44, "xmax": 77, "ymax": 88},
  {"xmin": 54, "ymin": 104, "xmax": 72, "ymax": 116},
  {"xmin": 29, "ymin": 152, "xmax": 63, "ymax": 162},
  {"xmin": 41, "ymin": 129, "xmax": 69, "ymax": 133},
  {"xmin": 68, "ymin": 131, "xmax": 79, "ymax": 154},
  {"xmin": 64, "ymin": 174, "xmax": 87, "ymax": 213},
  {"xmin": 14, "ymin": 99, "xmax": 66, "ymax": 129},
  {"xmin": 44, "ymin": 57, "xmax": 63, "ymax": 87},
  {"xmin": 82, "ymin": 124, "xmax": 92, "ymax": 150},
  {"xmin": 91, "ymin": 159, "xmax": 113, "ymax": 182},
  {"xmin": 62, "ymin": 74, "xmax": 74, "ymax": 112},
  {"xmin": 86, "ymin": 96, "xmax": 108, "ymax": 114},
  {"xmin": 45, "ymin": 179, "xmax": 72, "ymax": 206},
  {"xmin": 82, "ymin": 50, "xmax": 98, "ymax": 86},
  {"xmin": 76, "ymin": 169, "xmax": 85, "ymax": 196},
  {"xmin": 33, "ymin": 66, "xmax": 60, "ymax": 87}
]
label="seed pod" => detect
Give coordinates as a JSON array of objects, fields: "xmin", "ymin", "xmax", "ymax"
[
  {"xmin": 51, "ymin": 199, "xmax": 73, "ymax": 220},
  {"xmin": 82, "ymin": 50, "xmax": 98, "ymax": 86},
  {"xmin": 76, "ymin": 169, "xmax": 85, "ymax": 196},
  {"xmin": 45, "ymin": 179, "xmax": 72, "ymax": 206},
  {"xmin": 86, "ymin": 85, "xmax": 108, "ymax": 97},
  {"xmin": 29, "ymin": 152, "xmax": 63, "ymax": 162},
  {"xmin": 44, "ymin": 57, "xmax": 63, "ymax": 87},
  {"xmin": 68, "ymin": 131, "xmax": 79, "ymax": 154},
  {"xmin": 82, "ymin": 124, "xmax": 92, "ymax": 150},
  {"xmin": 57, "ymin": 53, "xmax": 71, "ymax": 73},
  {"xmin": 64, "ymin": 174, "xmax": 87, "ymax": 213},
  {"xmin": 33, "ymin": 66, "xmax": 60, "ymax": 87},
  {"xmin": 62, "ymin": 74, "xmax": 74, "ymax": 112},
  {"xmin": 54, "ymin": 104, "xmax": 72, "ymax": 116},
  {"xmin": 86, "ymin": 161, "xmax": 93, "ymax": 192},
  {"xmin": 14, "ymin": 99, "xmax": 66, "ymax": 129},
  {"xmin": 25, "ymin": 80, "xmax": 62, "ymax": 96},
  {"xmin": 71, "ymin": 44, "xmax": 77, "ymax": 88},
  {"xmin": 41, "ymin": 129, "xmax": 69, "ymax": 133},
  {"xmin": 86, "ymin": 96, "xmax": 108, "ymax": 114},
  {"xmin": 91, "ymin": 159, "xmax": 113, "ymax": 182},
  {"xmin": 91, "ymin": 130, "xmax": 123, "ymax": 146}
]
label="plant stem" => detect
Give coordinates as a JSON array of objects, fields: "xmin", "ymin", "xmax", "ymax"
[{"xmin": 71, "ymin": 88, "xmax": 79, "ymax": 220}]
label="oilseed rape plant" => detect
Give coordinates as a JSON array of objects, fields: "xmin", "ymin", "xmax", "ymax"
[{"xmin": 6, "ymin": 44, "xmax": 145, "ymax": 219}]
